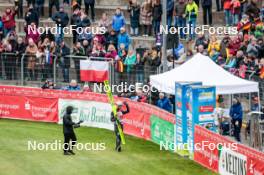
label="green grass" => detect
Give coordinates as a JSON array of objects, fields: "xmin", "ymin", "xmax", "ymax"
[{"xmin": 0, "ymin": 119, "xmax": 216, "ymax": 175}]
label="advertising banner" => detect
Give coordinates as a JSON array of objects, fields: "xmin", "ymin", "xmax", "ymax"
[
  {"xmin": 187, "ymin": 86, "xmax": 216, "ymax": 157},
  {"xmin": 150, "ymin": 115, "xmax": 175, "ymax": 151},
  {"xmin": 58, "ymin": 99, "xmax": 114, "ymax": 130},
  {"xmin": 0, "ymin": 94, "xmax": 58, "ymax": 122},
  {"xmin": 175, "ymin": 82, "xmax": 202, "ymax": 156},
  {"xmin": 194, "ymin": 125, "xmax": 264, "ymax": 175}
]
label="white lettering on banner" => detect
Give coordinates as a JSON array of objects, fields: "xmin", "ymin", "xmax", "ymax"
[
  {"xmin": 58, "ymin": 99, "xmax": 113, "ymax": 130},
  {"xmin": 219, "ymin": 147, "xmax": 247, "ymax": 175},
  {"xmin": 0, "ymin": 103, "xmax": 19, "ymax": 109}
]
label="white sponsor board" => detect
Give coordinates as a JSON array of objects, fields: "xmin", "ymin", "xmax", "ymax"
[
  {"xmin": 219, "ymin": 147, "xmax": 247, "ymax": 175},
  {"xmin": 58, "ymin": 99, "xmax": 113, "ymax": 130}
]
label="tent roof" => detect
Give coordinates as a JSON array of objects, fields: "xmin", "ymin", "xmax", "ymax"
[{"xmin": 150, "ymin": 53, "xmax": 259, "ymax": 94}]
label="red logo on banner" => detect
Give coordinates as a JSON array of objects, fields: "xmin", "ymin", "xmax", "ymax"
[{"xmin": 199, "ymin": 106, "xmax": 214, "ymax": 113}]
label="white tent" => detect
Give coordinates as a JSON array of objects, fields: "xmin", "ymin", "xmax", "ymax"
[{"xmin": 150, "ymin": 53, "xmax": 259, "ymax": 95}]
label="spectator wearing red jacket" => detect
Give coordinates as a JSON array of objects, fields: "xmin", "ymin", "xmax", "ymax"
[
  {"xmin": 2, "ymin": 8, "xmax": 17, "ymax": 36},
  {"xmin": 223, "ymin": 0, "xmax": 232, "ymax": 26}
]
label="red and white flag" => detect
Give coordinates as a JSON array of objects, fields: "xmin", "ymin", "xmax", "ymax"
[{"xmin": 80, "ymin": 60, "xmax": 109, "ymax": 82}]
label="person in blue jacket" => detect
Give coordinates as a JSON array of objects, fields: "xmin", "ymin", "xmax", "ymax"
[
  {"xmin": 112, "ymin": 8, "xmax": 126, "ymax": 33},
  {"xmin": 64, "ymin": 79, "xmax": 81, "ymax": 91},
  {"xmin": 156, "ymin": 93, "xmax": 172, "ymax": 112},
  {"xmin": 229, "ymin": 97, "xmax": 243, "ymax": 142},
  {"xmin": 118, "ymin": 27, "xmax": 130, "ymax": 51}
]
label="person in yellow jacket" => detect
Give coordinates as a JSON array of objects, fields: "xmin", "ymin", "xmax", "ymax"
[
  {"xmin": 185, "ymin": 0, "xmax": 198, "ymax": 40},
  {"xmin": 208, "ymin": 35, "xmax": 220, "ymax": 56}
]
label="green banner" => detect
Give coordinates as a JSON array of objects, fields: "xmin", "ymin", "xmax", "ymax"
[{"xmin": 150, "ymin": 115, "xmax": 175, "ymax": 151}]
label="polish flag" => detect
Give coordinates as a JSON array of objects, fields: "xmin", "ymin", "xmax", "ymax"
[{"xmin": 80, "ymin": 60, "xmax": 109, "ymax": 82}]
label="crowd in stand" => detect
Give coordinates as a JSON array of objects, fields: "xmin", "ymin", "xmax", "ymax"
[{"xmin": 0, "ymin": 0, "xmax": 263, "ymax": 111}]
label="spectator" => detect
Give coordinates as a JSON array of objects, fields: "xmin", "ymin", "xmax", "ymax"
[
  {"xmin": 124, "ymin": 49, "xmax": 136, "ymax": 81},
  {"xmin": 59, "ymin": 41, "xmax": 71, "ymax": 83},
  {"xmin": 112, "ymin": 8, "xmax": 126, "ymax": 34},
  {"xmin": 195, "ymin": 33, "xmax": 209, "ymax": 51},
  {"xmin": 135, "ymin": 53, "xmax": 145, "ymax": 83},
  {"xmin": 49, "ymin": 0, "xmax": 60, "ymax": 18},
  {"xmin": 25, "ymin": 5, "xmax": 39, "ymax": 26},
  {"xmin": 246, "ymin": 37, "xmax": 258, "ymax": 58},
  {"xmin": 131, "ymin": 90, "xmax": 147, "ymax": 102},
  {"xmin": 140, "ymin": 0, "xmax": 152, "ymax": 36},
  {"xmin": 105, "ymin": 44, "xmax": 118, "ymax": 59},
  {"xmin": 0, "ymin": 17, "xmax": 4, "ymax": 41},
  {"xmin": 52, "ymin": 6, "xmax": 69, "ymax": 45},
  {"xmin": 216, "ymin": 0, "xmax": 222, "ymax": 11},
  {"xmin": 128, "ymin": 0, "xmax": 141, "ymax": 36},
  {"xmin": 35, "ymin": 0, "xmax": 45, "ymax": 17},
  {"xmin": 245, "ymin": 0, "xmax": 260, "ymax": 22},
  {"xmin": 220, "ymin": 34, "xmax": 231, "ymax": 58},
  {"xmin": 79, "ymin": 10, "xmax": 91, "ymax": 27},
  {"xmin": 41, "ymin": 79, "xmax": 57, "ymax": 89},
  {"xmin": 64, "ymin": 79, "xmax": 81, "ymax": 91},
  {"xmin": 156, "ymin": 92, "xmax": 172, "ymax": 112},
  {"xmin": 25, "ymin": 22, "xmax": 40, "ymax": 44},
  {"xmin": 224, "ymin": 54, "xmax": 237, "ymax": 69},
  {"xmin": 73, "ymin": 42, "xmax": 86, "ymax": 82},
  {"xmin": 208, "ymin": 35, "xmax": 220, "ymax": 56},
  {"xmin": 237, "ymin": 14, "xmax": 251, "ymax": 35},
  {"xmin": 25, "ymin": 38, "xmax": 38, "ymax": 80},
  {"xmin": 229, "ymin": 97, "xmax": 243, "ymax": 142},
  {"xmin": 167, "ymin": 0, "xmax": 174, "ymax": 27},
  {"xmin": 16, "ymin": 37, "xmax": 26, "ymax": 78},
  {"xmin": 185, "ymin": 0, "xmax": 198, "ymax": 40},
  {"xmin": 106, "ymin": 29, "xmax": 118, "ymax": 49},
  {"xmin": 16, "ymin": 0, "xmax": 24, "ymax": 18},
  {"xmin": 118, "ymin": 27, "xmax": 130, "ymax": 51},
  {"xmin": 223, "ymin": 0, "xmax": 232, "ymax": 26},
  {"xmin": 239, "ymin": 0, "xmax": 247, "ymax": 20},
  {"xmin": 202, "ymin": 0, "xmax": 212, "ymax": 25},
  {"xmin": 197, "ymin": 44, "xmax": 208, "ymax": 55},
  {"xmin": 71, "ymin": 7, "xmax": 81, "ymax": 44},
  {"xmin": 2, "ymin": 8, "xmax": 17, "ymax": 36},
  {"xmin": 98, "ymin": 13, "xmax": 111, "ymax": 31},
  {"xmin": 259, "ymin": 58, "xmax": 264, "ymax": 79},
  {"xmin": 174, "ymin": 0, "xmax": 186, "ymax": 39},
  {"xmin": 84, "ymin": 0, "xmax": 95, "ymax": 22},
  {"xmin": 230, "ymin": 0, "xmax": 241, "ymax": 25},
  {"xmin": 152, "ymin": 0, "xmax": 162, "ymax": 36}
]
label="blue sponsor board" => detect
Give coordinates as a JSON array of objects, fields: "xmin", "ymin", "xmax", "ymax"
[
  {"xmin": 175, "ymin": 82, "xmax": 202, "ymax": 152},
  {"xmin": 186, "ymin": 86, "xmax": 216, "ymax": 158}
]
